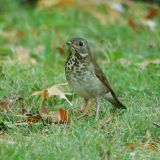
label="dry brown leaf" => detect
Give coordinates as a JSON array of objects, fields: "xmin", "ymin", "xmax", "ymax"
[
  {"xmin": 139, "ymin": 130, "xmax": 158, "ymax": 152},
  {"xmin": 16, "ymin": 107, "xmax": 69, "ymax": 125},
  {"xmin": 128, "ymin": 17, "xmax": 157, "ymax": 31},
  {"xmin": 140, "ymin": 142, "xmax": 158, "ymax": 152},
  {"xmin": 128, "ymin": 18, "xmax": 136, "ymax": 29},
  {"xmin": 145, "ymin": 8, "xmax": 158, "ymax": 19},
  {"xmin": 17, "ymin": 31, "xmax": 25, "ymax": 39},
  {"xmin": 59, "ymin": 108, "xmax": 69, "ymax": 123},
  {"xmin": 32, "ymin": 83, "xmax": 72, "ymax": 106},
  {"xmin": 27, "ymin": 112, "xmax": 42, "ymax": 124},
  {"xmin": 125, "ymin": 143, "xmax": 135, "ymax": 152},
  {"xmin": 125, "ymin": 131, "xmax": 158, "ymax": 153},
  {"xmin": 56, "ymin": 46, "xmax": 65, "ymax": 56},
  {"xmin": 41, "ymin": 108, "xmax": 70, "ymax": 124}
]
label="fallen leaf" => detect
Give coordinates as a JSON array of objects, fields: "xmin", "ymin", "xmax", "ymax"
[
  {"xmin": 128, "ymin": 16, "xmax": 157, "ymax": 31},
  {"xmin": 17, "ymin": 31, "xmax": 25, "ymax": 39},
  {"xmin": 59, "ymin": 108, "xmax": 68, "ymax": 122},
  {"xmin": 140, "ymin": 142, "xmax": 158, "ymax": 152},
  {"xmin": 125, "ymin": 143, "xmax": 135, "ymax": 152},
  {"xmin": 127, "ymin": 18, "xmax": 139, "ymax": 30},
  {"xmin": 145, "ymin": 8, "xmax": 158, "ymax": 19},
  {"xmin": 139, "ymin": 130, "xmax": 158, "ymax": 152},
  {"xmin": 27, "ymin": 112, "xmax": 42, "ymax": 124},
  {"xmin": 56, "ymin": 46, "xmax": 65, "ymax": 56},
  {"xmin": 124, "ymin": 130, "xmax": 158, "ymax": 153},
  {"xmin": 32, "ymin": 83, "xmax": 72, "ymax": 106},
  {"xmin": 41, "ymin": 108, "xmax": 70, "ymax": 124}
]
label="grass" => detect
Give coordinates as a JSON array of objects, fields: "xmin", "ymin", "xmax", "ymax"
[{"xmin": 0, "ymin": 1, "xmax": 160, "ymax": 159}]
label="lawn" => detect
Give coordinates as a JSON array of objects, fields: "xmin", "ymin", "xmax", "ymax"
[{"xmin": 0, "ymin": 1, "xmax": 160, "ymax": 159}]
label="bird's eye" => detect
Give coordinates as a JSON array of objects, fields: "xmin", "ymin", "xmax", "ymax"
[{"xmin": 79, "ymin": 41, "xmax": 84, "ymax": 46}]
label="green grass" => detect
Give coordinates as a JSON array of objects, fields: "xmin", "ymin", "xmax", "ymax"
[{"xmin": 0, "ymin": 1, "xmax": 160, "ymax": 160}]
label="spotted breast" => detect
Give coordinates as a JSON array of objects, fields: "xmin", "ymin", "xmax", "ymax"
[{"xmin": 65, "ymin": 55, "xmax": 108, "ymax": 99}]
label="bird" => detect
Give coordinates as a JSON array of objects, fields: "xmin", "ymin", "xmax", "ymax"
[{"xmin": 65, "ymin": 37, "xmax": 126, "ymax": 120}]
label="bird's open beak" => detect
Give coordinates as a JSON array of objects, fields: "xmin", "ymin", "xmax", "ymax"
[{"xmin": 66, "ymin": 41, "xmax": 71, "ymax": 46}]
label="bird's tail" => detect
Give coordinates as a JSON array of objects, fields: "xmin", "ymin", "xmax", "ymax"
[{"xmin": 105, "ymin": 92, "xmax": 126, "ymax": 109}]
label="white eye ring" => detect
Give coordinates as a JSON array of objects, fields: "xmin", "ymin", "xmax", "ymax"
[{"xmin": 79, "ymin": 41, "xmax": 84, "ymax": 46}]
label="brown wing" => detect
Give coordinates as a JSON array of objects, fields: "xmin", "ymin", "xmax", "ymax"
[
  {"xmin": 90, "ymin": 57, "xmax": 127, "ymax": 109},
  {"xmin": 91, "ymin": 57, "xmax": 115, "ymax": 94}
]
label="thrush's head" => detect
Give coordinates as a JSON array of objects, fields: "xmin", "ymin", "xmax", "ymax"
[{"xmin": 66, "ymin": 37, "xmax": 90, "ymax": 58}]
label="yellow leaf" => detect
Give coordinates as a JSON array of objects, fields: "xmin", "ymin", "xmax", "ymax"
[{"xmin": 32, "ymin": 83, "xmax": 72, "ymax": 106}]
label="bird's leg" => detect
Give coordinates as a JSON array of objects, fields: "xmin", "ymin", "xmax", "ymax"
[
  {"xmin": 95, "ymin": 98, "xmax": 100, "ymax": 121},
  {"xmin": 79, "ymin": 99, "xmax": 90, "ymax": 112}
]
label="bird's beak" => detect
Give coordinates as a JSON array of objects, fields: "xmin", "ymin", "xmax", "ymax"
[{"xmin": 66, "ymin": 41, "xmax": 71, "ymax": 46}]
